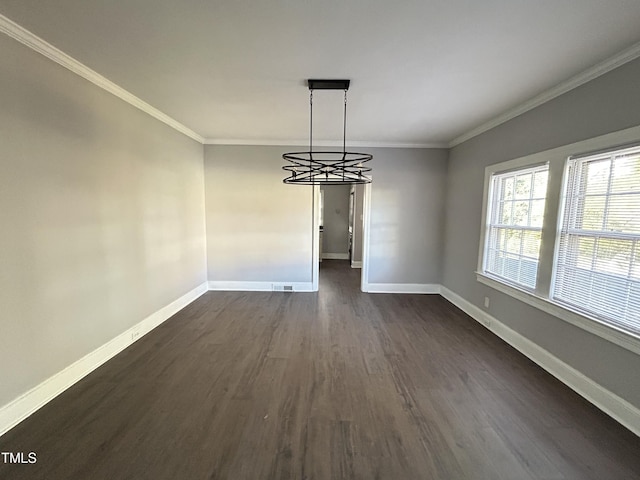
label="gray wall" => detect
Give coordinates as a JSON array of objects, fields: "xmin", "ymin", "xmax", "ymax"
[
  {"xmin": 321, "ymin": 185, "xmax": 350, "ymax": 256},
  {"xmin": 204, "ymin": 146, "xmax": 447, "ymax": 287},
  {"xmin": 0, "ymin": 35, "xmax": 207, "ymax": 407},
  {"xmin": 367, "ymin": 148, "xmax": 448, "ymax": 285},
  {"xmin": 442, "ymin": 57, "xmax": 640, "ymax": 408},
  {"xmin": 204, "ymin": 145, "xmax": 313, "ymax": 284}
]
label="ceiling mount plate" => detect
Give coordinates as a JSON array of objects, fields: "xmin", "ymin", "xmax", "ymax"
[{"xmin": 307, "ymin": 79, "xmax": 350, "ymax": 90}]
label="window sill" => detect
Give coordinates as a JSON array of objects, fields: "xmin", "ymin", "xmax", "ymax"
[{"xmin": 476, "ymin": 272, "xmax": 640, "ymax": 356}]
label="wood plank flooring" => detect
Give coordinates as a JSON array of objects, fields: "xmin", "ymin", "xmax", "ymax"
[{"xmin": 1, "ymin": 260, "xmax": 639, "ymax": 479}]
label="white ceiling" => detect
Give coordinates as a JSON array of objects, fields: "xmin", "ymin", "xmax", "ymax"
[{"xmin": 2, "ymin": 0, "xmax": 640, "ymax": 147}]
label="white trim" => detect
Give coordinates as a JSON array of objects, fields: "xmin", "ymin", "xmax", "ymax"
[
  {"xmin": 322, "ymin": 253, "xmax": 349, "ymax": 260},
  {"xmin": 362, "ymin": 283, "xmax": 441, "ymax": 294},
  {"xmin": 477, "ymin": 273, "xmax": 640, "ymax": 356},
  {"xmin": 440, "ymin": 286, "xmax": 640, "ymax": 438},
  {"xmin": 312, "ymin": 185, "xmax": 320, "ymax": 292},
  {"xmin": 351, "ymin": 261, "xmax": 362, "ymax": 268},
  {"xmin": 0, "ymin": 13, "xmax": 204, "ymax": 144},
  {"xmin": 0, "ymin": 282, "xmax": 208, "ymax": 437},
  {"xmin": 360, "ymin": 183, "xmax": 372, "ymax": 292},
  {"xmin": 207, "ymin": 281, "xmax": 314, "ymax": 292},
  {"xmin": 450, "ymin": 40, "xmax": 640, "ymax": 147},
  {"xmin": 203, "ymin": 138, "xmax": 448, "ymax": 149}
]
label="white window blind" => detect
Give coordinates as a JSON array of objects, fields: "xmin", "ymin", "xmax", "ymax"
[
  {"xmin": 553, "ymin": 145, "xmax": 640, "ymax": 334},
  {"xmin": 484, "ymin": 165, "xmax": 549, "ymax": 289}
]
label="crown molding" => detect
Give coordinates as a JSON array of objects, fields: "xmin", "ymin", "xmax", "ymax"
[
  {"xmin": 449, "ymin": 40, "xmax": 640, "ymax": 148},
  {"xmin": 5, "ymin": 11, "xmax": 639, "ymax": 151},
  {"xmin": 0, "ymin": 13, "xmax": 204, "ymax": 143},
  {"xmin": 204, "ymin": 138, "xmax": 448, "ymax": 149}
]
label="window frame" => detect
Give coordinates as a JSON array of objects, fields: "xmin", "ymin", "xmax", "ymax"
[
  {"xmin": 482, "ymin": 163, "xmax": 550, "ymax": 291},
  {"xmin": 476, "ymin": 125, "xmax": 640, "ymax": 355}
]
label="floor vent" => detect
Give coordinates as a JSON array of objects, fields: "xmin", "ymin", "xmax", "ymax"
[{"xmin": 272, "ymin": 284, "xmax": 294, "ymax": 292}]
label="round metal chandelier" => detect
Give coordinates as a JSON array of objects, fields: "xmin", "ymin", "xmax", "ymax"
[{"xmin": 282, "ymin": 79, "xmax": 372, "ymax": 185}]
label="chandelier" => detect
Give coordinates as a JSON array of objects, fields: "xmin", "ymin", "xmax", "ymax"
[{"xmin": 282, "ymin": 79, "xmax": 372, "ymax": 185}]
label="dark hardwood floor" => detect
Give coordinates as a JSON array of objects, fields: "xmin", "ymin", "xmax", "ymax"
[{"xmin": 1, "ymin": 260, "xmax": 639, "ymax": 479}]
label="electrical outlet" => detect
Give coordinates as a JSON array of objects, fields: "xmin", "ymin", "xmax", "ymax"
[{"xmin": 484, "ymin": 296, "xmax": 490, "ymax": 309}]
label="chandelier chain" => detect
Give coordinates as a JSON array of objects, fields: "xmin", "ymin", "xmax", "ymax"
[
  {"xmin": 343, "ymin": 89, "xmax": 348, "ymax": 154},
  {"xmin": 309, "ymin": 90, "xmax": 313, "ymax": 154}
]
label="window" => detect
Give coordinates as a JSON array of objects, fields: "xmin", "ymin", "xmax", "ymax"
[
  {"xmin": 477, "ymin": 126, "xmax": 640, "ymax": 351},
  {"xmin": 483, "ymin": 165, "xmax": 549, "ymax": 289},
  {"xmin": 553, "ymin": 145, "xmax": 640, "ymax": 333}
]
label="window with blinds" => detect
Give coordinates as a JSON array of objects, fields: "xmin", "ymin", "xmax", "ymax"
[
  {"xmin": 484, "ymin": 165, "xmax": 549, "ymax": 289},
  {"xmin": 553, "ymin": 145, "xmax": 640, "ymax": 334}
]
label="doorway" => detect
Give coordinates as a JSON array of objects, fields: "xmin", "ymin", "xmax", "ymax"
[{"xmin": 312, "ymin": 183, "xmax": 370, "ymax": 291}]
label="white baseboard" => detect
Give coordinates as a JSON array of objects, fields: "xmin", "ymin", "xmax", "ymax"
[
  {"xmin": 0, "ymin": 282, "xmax": 208, "ymax": 438},
  {"xmin": 322, "ymin": 253, "xmax": 349, "ymax": 260},
  {"xmin": 351, "ymin": 261, "xmax": 362, "ymax": 268},
  {"xmin": 363, "ymin": 283, "xmax": 441, "ymax": 294},
  {"xmin": 440, "ymin": 286, "xmax": 640, "ymax": 437},
  {"xmin": 208, "ymin": 281, "xmax": 314, "ymax": 292}
]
